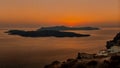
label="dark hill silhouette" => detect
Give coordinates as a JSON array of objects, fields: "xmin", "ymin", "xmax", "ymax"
[
  {"xmin": 6, "ymin": 30, "xmax": 90, "ymax": 37},
  {"xmin": 38, "ymin": 26, "xmax": 100, "ymax": 31}
]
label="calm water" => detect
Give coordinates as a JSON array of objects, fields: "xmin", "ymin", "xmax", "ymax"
[{"xmin": 0, "ymin": 27, "xmax": 120, "ymax": 68}]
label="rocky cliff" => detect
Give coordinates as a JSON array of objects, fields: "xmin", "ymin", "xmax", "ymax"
[{"xmin": 106, "ymin": 32, "xmax": 120, "ymax": 49}]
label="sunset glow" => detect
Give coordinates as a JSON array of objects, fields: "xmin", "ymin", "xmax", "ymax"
[{"xmin": 0, "ymin": 0, "xmax": 119, "ymax": 26}]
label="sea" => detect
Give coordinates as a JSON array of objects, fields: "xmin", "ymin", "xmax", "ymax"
[{"xmin": 0, "ymin": 27, "xmax": 119, "ymax": 68}]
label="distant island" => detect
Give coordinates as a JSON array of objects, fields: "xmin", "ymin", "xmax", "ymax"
[
  {"xmin": 38, "ymin": 26, "xmax": 100, "ymax": 31},
  {"xmin": 6, "ymin": 30, "xmax": 90, "ymax": 37},
  {"xmin": 44, "ymin": 32, "xmax": 120, "ymax": 68}
]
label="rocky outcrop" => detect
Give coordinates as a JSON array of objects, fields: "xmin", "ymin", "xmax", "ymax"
[
  {"xmin": 6, "ymin": 30, "xmax": 90, "ymax": 37},
  {"xmin": 106, "ymin": 32, "xmax": 120, "ymax": 49},
  {"xmin": 77, "ymin": 53, "xmax": 95, "ymax": 59}
]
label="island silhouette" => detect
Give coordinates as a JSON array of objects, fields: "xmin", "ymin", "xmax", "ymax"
[
  {"xmin": 5, "ymin": 26, "xmax": 100, "ymax": 37},
  {"xmin": 6, "ymin": 30, "xmax": 90, "ymax": 37},
  {"xmin": 38, "ymin": 26, "xmax": 100, "ymax": 31}
]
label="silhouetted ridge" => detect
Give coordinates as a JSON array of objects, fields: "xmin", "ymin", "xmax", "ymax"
[{"xmin": 38, "ymin": 26, "xmax": 100, "ymax": 31}]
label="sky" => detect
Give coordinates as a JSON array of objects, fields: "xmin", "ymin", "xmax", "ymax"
[{"xmin": 0, "ymin": 0, "xmax": 119, "ymax": 27}]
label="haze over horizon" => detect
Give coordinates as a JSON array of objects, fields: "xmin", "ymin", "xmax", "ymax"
[{"xmin": 0, "ymin": 0, "xmax": 119, "ymax": 27}]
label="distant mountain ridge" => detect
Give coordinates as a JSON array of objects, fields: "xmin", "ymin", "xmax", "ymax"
[{"xmin": 38, "ymin": 26, "xmax": 100, "ymax": 31}]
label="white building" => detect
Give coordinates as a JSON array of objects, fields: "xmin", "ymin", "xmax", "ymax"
[
  {"xmin": 97, "ymin": 50, "xmax": 108, "ymax": 56},
  {"xmin": 97, "ymin": 46, "xmax": 120, "ymax": 56},
  {"xmin": 108, "ymin": 46, "xmax": 120, "ymax": 53}
]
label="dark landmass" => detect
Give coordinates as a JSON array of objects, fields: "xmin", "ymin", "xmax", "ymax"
[
  {"xmin": 5, "ymin": 30, "xmax": 90, "ymax": 37},
  {"xmin": 45, "ymin": 32, "xmax": 120, "ymax": 68},
  {"xmin": 106, "ymin": 32, "xmax": 120, "ymax": 49},
  {"xmin": 38, "ymin": 26, "xmax": 100, "ymax": 31}
]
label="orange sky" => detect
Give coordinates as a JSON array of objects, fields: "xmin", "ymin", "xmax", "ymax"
[{"xmin": 0, "ymin": 0, "xmax": 119, "ymax": 26}]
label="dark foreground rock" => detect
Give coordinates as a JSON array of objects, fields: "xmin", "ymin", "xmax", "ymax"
[
  {"xmin": 5, "ymin": 30, "xmax": 90, "ymax": 37},
  {"xmin": 106, "ymin": 32, "xmax": 120, "ymax": 49},
  {"xmin": 44, "ymin": 54, "xmax": 120, "ymax": 68}
]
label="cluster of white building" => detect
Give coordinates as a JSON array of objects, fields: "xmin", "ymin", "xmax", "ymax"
[{"xmin": 97, "ymin": 46, "xmax": 120, "ymax": 56}]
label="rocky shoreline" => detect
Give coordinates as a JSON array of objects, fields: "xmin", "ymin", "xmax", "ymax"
[{"xmin": 44, "ymin": 32, "xmax": 120, "ymax": 68}]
